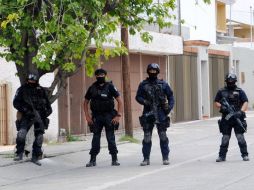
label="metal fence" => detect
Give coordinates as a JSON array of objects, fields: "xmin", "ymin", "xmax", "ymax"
[
  {"xmin": 209, "ymin": 55, "xmax": 229, "ymax": 117},
  {"xmin": 168, "ymin": 53, "xmax": 199, "ymax": 122}
]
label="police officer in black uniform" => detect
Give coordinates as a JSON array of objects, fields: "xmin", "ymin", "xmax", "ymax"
[
  {"xmin": 13, "ymin": 73, "xmax": 52, "ymax": 166},
  {"xmin": 214, "ymin": 73, "xmax": 249, "ymax": 162},
  {"xmin": 136, "ymin": 63, "xmax": 174, "ymax": 166},
  {"xmin": 84, "ymin": 68, "xmax": 123, "ymax": 167}
]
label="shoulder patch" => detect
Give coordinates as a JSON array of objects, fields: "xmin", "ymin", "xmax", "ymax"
[{"xmin": 114, "ymin": 86, "xmax": 118, "ymax": 92}]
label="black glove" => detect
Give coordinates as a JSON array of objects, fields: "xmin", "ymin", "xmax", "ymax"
[
  {"xmin": 89, "ymin": 123, "xmax": 95, "ymax": 133},
  {"xmin": 219, "ymin": 105, "xmax": 228, "ymax": 114},
  {"xmin": 163, "ymin": 103, "xmax": 170, "ymax": 115}
]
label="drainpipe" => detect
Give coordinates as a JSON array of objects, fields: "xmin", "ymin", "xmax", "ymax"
[{"xmin": 250, "ymin": 6, "xmax": 253, "ymax": 48}]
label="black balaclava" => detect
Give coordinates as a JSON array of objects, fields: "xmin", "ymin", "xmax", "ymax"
[
  {"xmin": 226, "ymin": 81, "xmax": 237, "ymax": 90},
  {"xmin": 27, "ymin": 81, "xmax": 38, "ymax": 88},
  {"xmin": 148, "ymin": 71, "xmax": 158, "ymax": 81},
  {"xmin": 96, "ymin": 76, "xmax": 106, "ymax": 84}
]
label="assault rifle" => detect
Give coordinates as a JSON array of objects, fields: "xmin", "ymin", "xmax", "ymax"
[
  {"xmin": 143, "ymin": 85, "xmax": 167, "ymax": 124},
  {"xmin": 220, "ymin": 97, "xmax": 246, "ymax": 132},
  {"xmin": 23, "ymin": 90, "xmax": 45, "ymax": 131}
]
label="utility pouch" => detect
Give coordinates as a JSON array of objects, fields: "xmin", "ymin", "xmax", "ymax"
[
  {"xmin": 139, "ymin": 115, "xmax": 146, "ymax": 127},
  {"xmin": 44, "ymin": 118, "xmax": 50, "ymax": 130}
]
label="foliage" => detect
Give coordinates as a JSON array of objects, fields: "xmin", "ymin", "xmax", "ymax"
[
  {"xmin": 119, "ymin": 135, "xmax": 139, "ymax": 144},
  {"xmin": 0, "ymin": 0, "xmax": 209, "ymax": 102},
  {"xmin": 66, "ymin": 133, "xmax": 81, "ymax": 142}
]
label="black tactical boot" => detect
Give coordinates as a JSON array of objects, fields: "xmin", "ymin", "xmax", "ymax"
[
  {"xmin": 216, "ymin": 156, "xmax": 226, "ymax": 162},
  {"xmin": 111, "ymin": 154, "xmax": 120, "ymax": 166},
  {"xmin": 86, "ymin": 155, "xmax": 96, "ymax": 167},
  {"xmin": 140, "ymin": 159, "xmax": 150, "ymax": 166},
  {"xmin": 31, "ymin": 156, "xmax": 42, "ymax": 166},
  {"xmin": 243, "ymin": 156, "xmax": 250, "ymax": 161},
  {"xmin": 13, "ymin": 153, "xmax": 23, "ymax": 161},
  {"xmin": 162, "ymin": 158, "xmax": 170, "ymax": 165}
]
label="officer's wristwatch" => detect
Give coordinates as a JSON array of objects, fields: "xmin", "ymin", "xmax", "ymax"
[{"xmin": 116, "ymin": 113, "xmax": 122, "ymax": 117}]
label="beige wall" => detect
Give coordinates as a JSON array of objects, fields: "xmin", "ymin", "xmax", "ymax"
[
  {"xmin": 216, "ymin": 1, "xmax": 227, "ymax": 33},
  {"xmin": 58, "ymin": 53, "xmax": 167, "ymax": 135},
  {"xmin": 234, "ymin": 28, "xmax": 251, "ymax": 39}
]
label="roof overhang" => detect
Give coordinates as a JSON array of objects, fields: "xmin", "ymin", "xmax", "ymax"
[
  {"xmin": 184, "ymin": 40, "xmax": 210, "ymax": 47},
  {"xmin": 90, "ymin": 28, "xmax": 183, "ymax": 56}
]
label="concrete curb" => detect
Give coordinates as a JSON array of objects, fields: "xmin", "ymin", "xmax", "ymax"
[{"xmin": 0, "ymin": 141, "xmax": 130, "ymax": 167}]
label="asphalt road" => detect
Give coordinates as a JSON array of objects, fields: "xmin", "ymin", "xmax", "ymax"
[{"xmin": 1, "ymin": 113, "xmax": 254, "ymax": 190}]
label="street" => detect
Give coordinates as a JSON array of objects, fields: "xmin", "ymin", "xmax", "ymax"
[{"xmin": 1, "ymin": 113, "xmax": 254, "ymax": 190}]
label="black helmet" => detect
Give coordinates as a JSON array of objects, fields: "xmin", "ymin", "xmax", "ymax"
[
  {"xmin": 147, "ymin": 63, "xmax": 160, "ymax": 74},
  {"xmin": 27, "ymin": 73, "xmax": 39, "ymax": 82},
  {"xmin": 94, "ymin": 68, "xmax": 107, "ymax": 76},
  {"xmin": 225, "ymin": 73, "xmax": 237, "ymax": 83}
]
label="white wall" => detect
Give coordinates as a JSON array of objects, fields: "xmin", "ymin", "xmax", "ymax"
[
  {"xmin": 180, "ymin": 0, "xmax": 216, "ymax": 43},
  {"xmin": 91, "ymin": 28, "xmax": 183, "ymax": 55},
  {"xmin": 0, "ymin": 58, "xmax": 59, "ymax": 143},
  {"xmin": 129, "ymin": 32, "xmax": 183, "ymax": 55},
  {"xmin": 232, "ymin": 47, "xmax": 254, "ymax": 110},
  {"xmin": 197, "ymin": 46, "xmax": 211, "ymax": 118}
]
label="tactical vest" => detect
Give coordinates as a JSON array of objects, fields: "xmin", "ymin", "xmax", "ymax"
[
  {"xmin": 23, "ymin": 85, "xmax": 47, "ymax": 111},
  {"xmin": 90, "ymin": 82, "xmax": 114, "ymax": 113},
  {"xmin": 143, "ymin": 79, "xmax": 166, "ymax": 106},
  {"xmin": 220, "ymin": 87, "xmax": 242, "ymax": 111}
]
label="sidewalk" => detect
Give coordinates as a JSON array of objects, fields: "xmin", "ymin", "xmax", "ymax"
[
  {"xmin": 0, "ymin": 130, "xmax": 144, "ymax": 167},
  {"xmin": 1, "ymin": 111, "xmax": 254, "ymax": 167}
]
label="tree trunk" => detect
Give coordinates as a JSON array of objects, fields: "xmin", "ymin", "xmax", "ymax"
[{"xmin": 121, "ymin": 26, "xmax": 133, "ymax": 137}]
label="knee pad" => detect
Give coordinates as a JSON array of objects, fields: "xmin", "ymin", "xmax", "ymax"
[
  {"xmin": 17, "ymin": 129, "xmax": 27, "ymax": 142},
  {"xmin": 236, "ymin": 134, "xmax": 245, "ymax": 144},
  {"xmin": 222, "ymin": 135, "xmax": 230, "ymax": 145},
  {"xmin": 158, "ymin": 131, "xmax": 168, "ymax": 142},
  {"xmin": 144, "ymin": 132, "xmax": 152, "ymax": 143}
]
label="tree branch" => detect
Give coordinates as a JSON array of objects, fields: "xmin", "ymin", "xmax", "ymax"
[
  {"xmin": 48, "ymin": 69, "xmax": 68, "ymax": 103},
  {"xmin": 43, "ymin": 0, "xmax": 53, "ymax": 21},
  {"xmin": 103, "ymin": 0, "xmax": 120, "ymax": 14}
]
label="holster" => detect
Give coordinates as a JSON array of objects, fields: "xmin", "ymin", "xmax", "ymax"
[
  {"xmin": 163, "ymin": 116, "xmax": 170, "ymax": 128},
  {"xmin": 218, "ymin": 119, "xmax": 223, "ymax": 133},
  {"xmin": 157, "ymin": 116, "xmax": 170, "ymax": 130},
  {"xmin": 16, "ymin": 111, "xmax": 22, "ymax": 131},
  {"xmin": 139, "ymin": 115, "xmax": 150, "ymax": 131},
  {"xmin": 43, "ymin": 118, "xmax": 50, "ymax": 130},
  {"xmin": 139, "ymin": 115, "xmax": 146, "ymax": 127}
]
